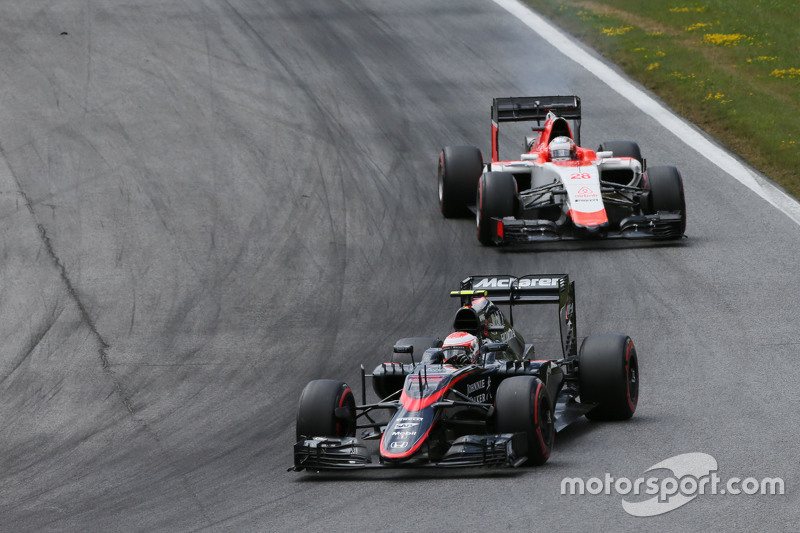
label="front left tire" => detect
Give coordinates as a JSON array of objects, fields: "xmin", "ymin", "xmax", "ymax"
[
  {"xmin": 296, "ymin": 379, "xmax": 356, "ymax": 440},
  {"xmin": 438, "ymin": 145, "xmax": 483, "ymax": 218}
]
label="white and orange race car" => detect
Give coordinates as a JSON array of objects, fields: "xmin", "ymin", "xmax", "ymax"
[{"xmin": 437, "ymin": 96, "xmax": 686, "ymax": 245}]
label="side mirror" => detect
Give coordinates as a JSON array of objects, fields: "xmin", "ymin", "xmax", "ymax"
[
  {"xmin": 393, "ymin": 345, "xmax": 413, "ymax": 354},
  {"xmin": 596, "ymin": 150, "xmax": 613, "ymax": 159}
]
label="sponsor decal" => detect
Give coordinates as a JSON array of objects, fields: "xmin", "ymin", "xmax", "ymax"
[
  {"xmin": 474, "ymin": 277, "xmax": 561, "ymax": 289},
  {"xmin": 391, "ymin": 431, "xmax": 417, "ymax": 437},
  {"xmin": 390, "ymin": 441, "xmax": 409, "ymax": 449},
  {"xmin": 467, "ymin": 380, "xmax": 486, "ymax": 395},
  {"xmin": 560, "ymin": 452, "xmax": 785, "ymax": 517},
  {"xmin": 394, "ymin": 422, "xmax": 419, "ymax": 429},
  {"xmin": 398, "ymin": 417, "xmax": 423, "ymax": 421},
  {"xmin": 575, "ymin": 186, "xmax": 598, "ymax": 198}
]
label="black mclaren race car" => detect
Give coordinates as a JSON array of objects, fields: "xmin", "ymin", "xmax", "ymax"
[
  {"xmin": 437, "ymin": 95, "xmax": 686, "ymax": 245},
  {"xmin": 291, "ymin": 274, "xmax": 639, "ymax": 471}
]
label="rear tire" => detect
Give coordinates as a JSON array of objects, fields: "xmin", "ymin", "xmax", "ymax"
[
  {"xmin": 476, "ymin": 172, "xmax": 516, "ymax": 246},
  {"xmin": 597, "ymin": 140, "xmax": 643, "ymax": 165},
  {"xmin": 296, "ymin": 380, "xmax": 356, "ymax": 440},
  {"xmin": 579, "ymin": 335, "xmax": 639, "ymax": 421},
  {"xmin": 495, "ymin": 376, "xmax": 554, "ymax": 466},
  {"xmin": 598, "ymin": 141, "xmax": 643, "ymax": 186},
  {"xmin": 645, "ymin": 165, "xmax": 686, "ymax": 236},
  {"xmin": 438, "ymin": 145, "xmax": 483, "ymax": 218}
]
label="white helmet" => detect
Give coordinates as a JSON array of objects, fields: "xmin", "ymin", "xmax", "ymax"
[
  {"xmin": 442, "ymin": 332, "xmax": 479, "ymax": 364},
  {"xmin": 549, "ymin": 136, "xmax": 577, "ymax": 161}
]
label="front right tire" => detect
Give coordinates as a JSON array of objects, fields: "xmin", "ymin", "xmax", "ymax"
[
  {"xmin": 645, "ymin": 165, "xmax": 686, "ymax": 236},
  {"xmin": 579, "ymin": 334, "xmax": 639, "ymax": 421},
  {"xmin": 495, "ymin": 376, "xmax": 554, "ymax": 466}
]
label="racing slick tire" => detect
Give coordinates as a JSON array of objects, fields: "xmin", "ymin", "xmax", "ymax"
[
  {"xmin": 597, "ymin": 140, "xmax": 643, "ymax": 165},
  {"xmin": 597, "ymin": 141, "xmax": 643, "ymax": 186},
  {"xmin": 295, "ymin": 379, "xmax": 356, "ymax": 440},
  {"xmin": 579, "ymin": 334, "xmax": 639, "ymax": 421},
  {"xmin": 495, "ymin": 376, "xmax": 554, "ymax": 466},
  {"xmin": 392, "ymin": 337, "xmax": 442, "ymax": 364},
  {"xmin": 438, "ymin": 145, "xmax": 483, "ymax": 218},
  {"xmin": 645, "ymin": 165, "xmax": 686, "ymax": 236},
  {"xmin": 476, "ymin": 171, "xmax": 516, "ymax": 246}
]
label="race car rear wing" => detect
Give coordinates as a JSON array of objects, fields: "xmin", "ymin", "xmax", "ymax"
[
  {"xmin": 453, "ymin": 274, "xmax": 578, "ymax": 358},
  {"xmin": 491, "ymin": 96, "xmax": 582, "ymax": 161},
  {"xmin": 492, "ymin": 96, "xmax": 581, "ymax": 124},
  {"xmin": 454, "ymin": 274, "xmax": 568, "ymax": 304}
]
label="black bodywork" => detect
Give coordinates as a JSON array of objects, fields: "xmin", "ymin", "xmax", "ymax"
[{"xmin": 292, "ymin": 274, "xmax": 636, "ymax": 471}]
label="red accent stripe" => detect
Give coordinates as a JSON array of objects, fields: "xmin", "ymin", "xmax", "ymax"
[
  {"xmin": 625, "ymin": 340, "xmax": 636, "ymax": 412},
  {"xmin": 568, "ymin": 208, "xmax": 608, "ymax": 227},
  {"xmin": 335, "ymin": 387, "xmax": 352, "ymax": 436},
  {"xmin": 533, "ymin": 382, "xmax": 548, "ymax": 456},
  {"xmin": 380, "ymin": 423, "xmax": 436, "ymax": 459},
  {"xmin": 380, "ymin": 370, "xmax": 479, "ymax": 460},
  {"xmin": 491, "ymin": 122, "xmax": 499, "ymax": 162},
  {"xmin": 497, "ymin": 220, "xmax": 504, "ymax": 239},
  {"xmin": 398, "ymin": 371, "xmax": 474, "ymax": 412}
]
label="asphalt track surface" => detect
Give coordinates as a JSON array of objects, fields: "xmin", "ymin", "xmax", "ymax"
[{"xmin": 0, "ymin": 0, "xmax": 797, "ymax": 531}]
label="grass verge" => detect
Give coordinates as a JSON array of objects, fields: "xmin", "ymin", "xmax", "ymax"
[{"xmin": 522, "ymin": 0, "xmax": 800, "ymax": 198}]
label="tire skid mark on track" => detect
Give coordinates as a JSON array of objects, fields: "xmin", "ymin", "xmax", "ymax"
[
  {"xmin": 0, "ymin": 143, "xmax": 129, "ymax": 409},
  {"xmin": 1, "ymin": 138, "xmax": 218, "ymax": 527}
]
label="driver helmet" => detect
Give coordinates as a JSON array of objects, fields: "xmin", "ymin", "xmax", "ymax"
[
  {"xmin": 549, "ymin": 136, "xmax": 577, "ymax": 161},
  {"xmin": 442, "ymin": 332, "xmax": 479, "ymax": 362}
]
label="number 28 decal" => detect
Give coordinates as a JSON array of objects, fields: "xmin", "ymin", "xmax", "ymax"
[{"xmin": 570, "ymin": 173, "xmax": 592, "ymax": 180}]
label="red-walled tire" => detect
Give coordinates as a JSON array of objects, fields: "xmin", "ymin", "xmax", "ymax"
[
  {"xmin": 296, "ymin": 379, "xmax": 356, "ymax": 440},
  {"xmin": 495, "ymin": 376, "xmax": 554, "ymax": 466},
  {"xmin": 579, "ymin": 334, "xmax": 639, "ymax": 421}
]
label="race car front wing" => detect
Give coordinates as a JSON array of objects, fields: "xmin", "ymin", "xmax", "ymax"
[
  {"xmin": 290, "ymin": 433, "xmax": 528, "ymax": 471},
  {"xmin": 493, "ymin": 212, "xmax": 684, "ymax": 245}
]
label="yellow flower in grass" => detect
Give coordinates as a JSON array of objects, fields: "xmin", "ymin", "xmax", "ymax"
[
  {"xmin": 746, "ymin": 56, "xmax": 778, "ymax": 63},
  {"xmin": 670, "ymin": 6, "xmax": 708, "ymax": 13},
  {"xmin": 603, "ymin": 26, "xmax": 633, "ymax": 36},
  {"xmin": 704, "ymin": 92, "xmax": 732, "ymax": 104},
  {"xmin": 770, "ymin": 68, "xmax": 800, "ymax": 79},
  {"xmin": 702, "ymin": 33, "xmax": 747, "ymax": 46},
  {"xmin": 685, "ymin": 23, "xmax": 712, "ymax": 32},
  {"xmin": 647, "ymin": 63, "xmax": 660, "ymax": 71}
]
